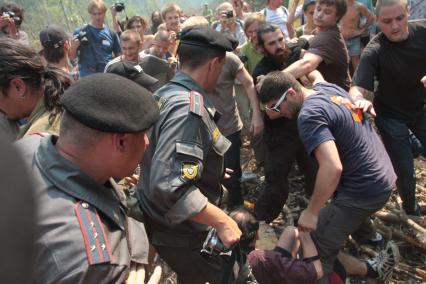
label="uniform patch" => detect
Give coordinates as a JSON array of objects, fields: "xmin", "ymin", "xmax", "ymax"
[
  {"xmin": 155, "ymin": 95, "xmax": 167, "ymax": 111},
  {"xmin": 212, "ymin": 127, "xmax": 221, "ymax": 143},
  {"xmin": 181, "ymin": 162, "xmax": 200, "ymax": 180}
]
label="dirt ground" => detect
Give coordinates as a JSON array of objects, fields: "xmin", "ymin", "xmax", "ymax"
[{"xmin": 156, "ymin": 136, "xmax": 426, "ymax": 284}]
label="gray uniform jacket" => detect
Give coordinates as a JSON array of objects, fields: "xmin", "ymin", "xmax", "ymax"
[
  {"xmin": 137, "ymin": 71, "xmax": 231, "ymax": 247},
  {"xmin": 15, "ymin": 135, "xmax": 148, "ymax": 284}
]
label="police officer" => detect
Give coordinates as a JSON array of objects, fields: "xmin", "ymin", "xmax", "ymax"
[
  {"xmin": 137, "ymin": 26, "xmax": 246, "ymax": 284},
  {"xmin": 15, "ymin": 73, "xmax": 159, "ymax": 283}
]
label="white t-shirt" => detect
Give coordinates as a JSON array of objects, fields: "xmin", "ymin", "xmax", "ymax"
[{"xmin": 262, "ymin": 6, "xmax": 290, "ymax": 39}]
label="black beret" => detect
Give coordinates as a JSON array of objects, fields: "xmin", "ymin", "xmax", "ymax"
[
  {"xmin": 39, "ymin": 24, "xmax": 68, "ymax": 49},
  {"xmin": 178, "ymin": 25, "xmax": 238, "ymax": 51},
  {"xmin": 105, "ymin": 61, "xmax": 160, "ymax": 93},
  {"xmin": 60, "ymin": 73, "xmax": 159, "ymax": 133}
]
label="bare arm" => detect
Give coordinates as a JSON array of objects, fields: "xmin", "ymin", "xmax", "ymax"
[
  {"xmin": 299, "ymin": 232, "xmax": 324, "ymax": 280},
  {"xmin": 298, "ymin": 140, "xmax": 342, "ymax": 232},
  {"xmin": 236, "ymin": 67, "xmax": 264, "ymax": 136},
  {"xmin": 284, "ymin": 52, "xmax": 323, "ymax": 79},
  {"xmin": 68, "ymin": 38, "xmax": 80, "ymax": 61},
  {"xmin": 110, "ymin": 6, "xmax": 122, "ymax": 33},
  {"xmin": 358, "ymin": 4, "xmax": 374, "ymax": 32},
  {"xmin": 190, "ymin": 202, "xmax": 241, "ymax": 248},
  {"xmin": 306, "ymin": 70, "xmax": 325, "ymax": 85}
]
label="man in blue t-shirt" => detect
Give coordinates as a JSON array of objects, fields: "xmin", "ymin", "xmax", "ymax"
[
  {"xmin": 69, "ymin": 0, "xmax": 121, "ymax": 77},
  {"xmin": 259, "ymin": 70, "xmax": 399, "ymax": 283}
]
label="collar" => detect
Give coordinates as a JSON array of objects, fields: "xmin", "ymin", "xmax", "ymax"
[
  {"xmin": 170, "ymin": 71, "xmax": 220, "ymax": 120},
  {"xmin": 35, "ymin": 136, "xmax": 125, "ymax": 230}
]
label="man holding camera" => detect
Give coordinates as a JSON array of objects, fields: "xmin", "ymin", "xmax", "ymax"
[
  {"xmin": 0, "ymin": 3, "xmax": 28, "ymax": 45},
  {"xmin": 70, "ymin": 0, "xmax": 121, "ymax": 77}
]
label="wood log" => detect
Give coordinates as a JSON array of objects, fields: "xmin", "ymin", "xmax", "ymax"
[
  {"xmin": 393, "ymin": 197, "xmax": 426, "ymax": 235},
  {"xmin": 374, "ymin": 211, "xmax": 426, "ymax": 227},
  {"xmin": 376, "ymin": 224, "xmax": 426, "ymax": 250}
]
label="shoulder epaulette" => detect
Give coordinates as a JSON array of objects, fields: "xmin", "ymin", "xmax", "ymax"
[
  {"xmin": 74, "ymin": 201, "xmax": 112, "ymax": 265},
  {"xmin": 189, "ymin": 91, "xmax": 204, "ymax": 117}
]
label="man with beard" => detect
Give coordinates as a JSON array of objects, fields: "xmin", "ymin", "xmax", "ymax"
[{"xmin": 252, "ymin": 23, "xmax": 316, "ymax": 223}]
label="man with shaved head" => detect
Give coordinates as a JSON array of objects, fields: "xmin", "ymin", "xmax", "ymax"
[{"xmin": 350, "ymin": 0, "xmax": 426, "ymax": 216}]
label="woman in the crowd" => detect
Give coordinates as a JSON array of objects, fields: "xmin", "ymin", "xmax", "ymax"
[
  {"xmin": 296, "ymin": 0, "xmax": 316, "ymax": 37},
  {"xmin": 0, "ymin": 38, "xmax": 70, "ymax": 138},
  {"xmin": 126, "ymin": 15, "xmax": 154, "ymax": 49},
  {"xmin": 148, "ymin": 10, "xmax": 163, "ymax": 35}
]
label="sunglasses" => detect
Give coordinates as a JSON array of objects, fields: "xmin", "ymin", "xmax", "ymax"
[{"xmin": 265, "ymin": 88, "xmax": 292, "ymax": 113}]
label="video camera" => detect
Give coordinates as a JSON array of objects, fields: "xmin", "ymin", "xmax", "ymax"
[
  {"xmin": 73, "ymin": 29, "xmax": 89, "ymax": 46},
  {"xmin": 113, "ymin": 2, "xmax": 125, "ymax": 12},
  {"xmin": 2, "ymin": 11, "xmax": 22, "ymax": 26}
]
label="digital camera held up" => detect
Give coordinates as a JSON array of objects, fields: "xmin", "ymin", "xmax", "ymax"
[
  {"xmin": 2, "ymin": 11, "xmax": 22, "ymax": 26},
  {"xmin": 113, "ymin": 2, "xmax": 125, "ymax": 12}
]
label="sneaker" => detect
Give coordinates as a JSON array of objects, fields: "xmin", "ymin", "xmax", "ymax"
[
  {"xmin": 367, "ymin": 232, "xmax": 385, "ymax": 247},
  {"xmin": 367, "ymin": 241, "xmax": 400, "ymax": 283}
]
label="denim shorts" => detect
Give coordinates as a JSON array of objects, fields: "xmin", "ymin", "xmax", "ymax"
[{"xmin": 345, "ymin": 37, "xmax": 361, "ymax": 56}]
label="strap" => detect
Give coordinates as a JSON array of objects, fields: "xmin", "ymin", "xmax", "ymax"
[{"xmin": 303, "ymin": 254, "xmax": 321, "ymax": 263}]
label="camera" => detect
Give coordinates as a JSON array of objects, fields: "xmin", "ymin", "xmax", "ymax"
[
  {"xmin": 225, "ymin": 10, "xmax": 234, "ymax": 18},
  {"xmin": 113, "ymin": 2, "xmax": 125, "ymax": 12},
  {"xmin": 201, "ymin": 228, "xmax": 233, "ymax": 257},
  {"xmin": 2, "ymin": 11, "xmax": 22, "ymax": 26},
  {"xmin": 73, "ymin": 29, "xmax": 89, "ymax": 46}
]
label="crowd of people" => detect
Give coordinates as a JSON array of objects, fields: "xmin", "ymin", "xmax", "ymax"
[{"xmin": 0, "ymin": 0, "xmax": 425, "ymax": 283}]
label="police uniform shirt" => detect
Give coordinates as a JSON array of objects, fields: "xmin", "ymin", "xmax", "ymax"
[
  {"xmin": 137, "ymin": 71, "xmax": 231, "ymax": 247},
  {"xmin": 15, "ymin": 135, "xmax": 148, "ymax": 284}
]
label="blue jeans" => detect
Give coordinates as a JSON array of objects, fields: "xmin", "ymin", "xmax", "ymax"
[{"xmin": 375, "ymin": 113, "xmax": 426, "ymax": 213}]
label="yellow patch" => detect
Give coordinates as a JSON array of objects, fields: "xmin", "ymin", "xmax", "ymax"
[
  {"xmin": 212, "ymin": 127, "xmax": 221, "ymax": 143},
  {"xmin": 181, "ymin": 162, "xmax": 199, "ymax": 180}
]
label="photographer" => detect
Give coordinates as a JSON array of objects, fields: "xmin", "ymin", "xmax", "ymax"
[
  {"xmin": 0, "ymin": 2, "xmax": 28, "ymax": 45},
  {"xmin": 69, "ymin": 0, "xmax": 121, "ymax": 77},
  {"xmin": 213, "ymin": 2, "xmax": 246, "ymax": 47}
]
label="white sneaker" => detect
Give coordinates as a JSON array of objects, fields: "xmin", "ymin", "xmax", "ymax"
[{"xmin": 367, "ymin": 241, "xmax": 400, "ymax": 283}]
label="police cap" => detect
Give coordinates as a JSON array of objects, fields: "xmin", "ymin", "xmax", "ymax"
[
  {"xmin": 106, "ymin": 61, "xmax": 160, "ymax": 93},
  {"xmin": 178, "ymin": 25, "xmax": 238, "ymax": 51},
  {"xmin": 60, "ymin": 73, "xmax": 159, "ymax": 133}
]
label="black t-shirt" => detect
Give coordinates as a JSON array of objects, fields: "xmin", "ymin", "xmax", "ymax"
[
  {"xmin": 252, "ymin": 38, "xmax": 309, "ymax": 142},
  {"xmin": 353, "ymin": 20, "xmax": 426, "ymax": 120}
]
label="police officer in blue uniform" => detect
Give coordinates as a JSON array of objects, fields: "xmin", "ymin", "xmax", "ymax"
[
  {"xmin": 15, "ymin": 73, "xmax": 159, "ymax": 283},
  {"xmin": 137, "ymin": 26, "xmax": 249, "ymax": 283}
]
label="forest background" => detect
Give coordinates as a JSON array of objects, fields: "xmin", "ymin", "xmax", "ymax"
[{"xmin": 4, "ymin": 0, "xmax": 271, "ymax": 49}]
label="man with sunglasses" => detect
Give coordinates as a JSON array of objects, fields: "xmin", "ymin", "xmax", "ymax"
[
  {"xmin": 259, "ymin": 70, "xmax": 399, "ymax": 283},
  {"xmin": 252, "ymin": 23, "xmax": 315, "ymax": 223}
]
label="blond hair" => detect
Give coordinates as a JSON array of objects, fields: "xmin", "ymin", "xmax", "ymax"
[{"xmin": 88, "ymin": 0, "xmax": 107, "ymax": 14}]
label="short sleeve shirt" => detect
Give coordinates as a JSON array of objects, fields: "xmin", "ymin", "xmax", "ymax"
[
  {"xmin": 298, "ymin": 82, "xmax": 396, "ymax": 197},
  {"xmin": 352, "ymin": 20, "xmax": 426, "ymax": 120},
  {"xmin": 248, "ymin": 249, "xmax": 317, "ymax": 284},
  {"xmin": 73, "ymin": 25, "xmax": 121, "ymax": 77},
  {"xmin": 206, "ymin": 52, "xmax": 244, "ymax": 136},
  {"xmin": 307, "ymin": 26, "xmax": 351, "ymax": 90}
]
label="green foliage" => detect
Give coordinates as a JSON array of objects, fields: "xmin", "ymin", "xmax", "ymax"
[{"xmin": 9, "ymin": 0, "xmax": 217, "ymax": 49}]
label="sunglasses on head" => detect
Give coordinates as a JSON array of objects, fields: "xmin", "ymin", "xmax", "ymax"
[{"xmin": 265, "ymin": 88, "xmax": 292, "ymax": 113}]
